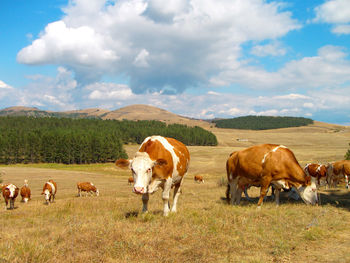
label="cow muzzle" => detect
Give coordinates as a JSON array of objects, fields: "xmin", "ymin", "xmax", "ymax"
[{"xmin": 133, "ymin": 186, "xmax": 145, "ymax": 194}]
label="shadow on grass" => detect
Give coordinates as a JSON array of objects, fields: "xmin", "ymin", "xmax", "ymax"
[
  {"xmin": 124, "ymin": 210, "xmax": 164, "ymax": 218},
  {"xmin": 220, "ymin": 189, "xmax": 350, "ymax": 210}
]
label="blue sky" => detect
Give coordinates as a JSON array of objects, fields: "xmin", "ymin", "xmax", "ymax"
[{"xmin": 1, "ymin": 0, "xmax": 350, "ymax": 124}]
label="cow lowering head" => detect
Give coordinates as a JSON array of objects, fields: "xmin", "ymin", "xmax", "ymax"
[
  {"xmin": 42, "ymin": 189, "xmax": 50, "ymax": 203},
  {"xmin": 297, "ymin": 176, "xmax": 318, "ymax": 205},
  {"xmin": 116, "ymin": 152, "xmax": 167, "ymax": 194}
]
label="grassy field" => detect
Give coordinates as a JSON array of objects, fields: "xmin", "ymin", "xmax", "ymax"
[{"xmin": 1, "ymin": 122, "xmax": 350, "ymax": 262}]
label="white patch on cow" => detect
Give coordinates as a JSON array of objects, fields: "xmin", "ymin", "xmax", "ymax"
[
  {"xmin": 90, "ymin": 183, "xmax": 94, "ymax": 186},
  {"xmin": 7, "ymin": 184, "xmax": 16, "ymax": 198},
  {"xmin": 271, "ymin": 179, "xmax": 289, "ymax": 189},
  {"xmin": 44, "ymin": 189, "xmax": 50, "ymax": 201},
  {"xmin": 24, "ymin": 198, "xmax": 29, "ymax": 203},
  {"xmin": 150, "ymin": 136, "xmax": 180, "ymax": 178},
  {"xmin": 47, "ymin": 182, "xmax": 55, "ymax": 194},
  {"xmin": 262, "ymin": 145, "xmax": 288, "ymax": 164}
]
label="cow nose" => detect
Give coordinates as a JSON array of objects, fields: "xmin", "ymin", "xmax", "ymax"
[
  {"xmin": 133, "ymin": 186, "xmax": 144, "ymax": 194},
  {"xmin": 312, "ymin": 188, "xmax": 317, "ymax": 192}
]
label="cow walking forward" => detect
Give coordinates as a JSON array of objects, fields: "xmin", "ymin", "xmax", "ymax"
[
  {"xmin": 226, "ymin": 144, "xmax": 318, "ymax": 208},
  {"xmin": 326, "ymin": 160, "xmax": 350, "ymax": 189},
  {"xmin": 116, "ymin": 136, "xmax": 190, "ymax": 216},
  {"xmin": 77, "ymin": 182, "xmax": 99, "ymax": 197},
  {"xmin": 42, "ymin": 180, "xmax": 57, "ymax": 204},
  {"xmin": 20, "ymin": 179, "xmax": 31, "ymax": 203},
  {"xmin": 3, "ymin": 184, "xmax": 19, "ymax": 210}
]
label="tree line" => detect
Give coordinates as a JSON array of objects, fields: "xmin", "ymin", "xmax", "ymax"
[
  {"xmin": 0, "ymin": 116, "xmax": 217, "ymax": 164},
  {"xmin": 212, "ymin": 116, "xmax": 314, "ymax": 130}
]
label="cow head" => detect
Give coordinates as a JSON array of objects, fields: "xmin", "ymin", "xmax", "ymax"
[
  {"xmin": 116, "ymin": 152, "xmax": 167, "ymax": 194},
  {"xmin": 297, "ymin": 176, "xmax": 318, "ymax": 205},
  {"xmin": 42, "ymin": 189, "xmax": 50, "ymax": 203},
  {"xmin": 6, "ymin": 184, "xmax": 17, "ymax": 198},
  {"xmin": 96, "ymin": 189, "xmax": 100, "ymax": 196}
]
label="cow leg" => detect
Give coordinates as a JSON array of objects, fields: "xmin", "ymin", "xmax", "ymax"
[
  {"xmin": 162, "ymin": 179, "xmax": 172, "ymax": 216},
  {"xmin": 142, "ymin": 193, "xmax": 149, "ymax": 213},
  {"xmin": 225, "ymin": 184, "xmax": 230, "ymax": 203},
  {"xmin": 4, "ymin": 199, "xmax": 8, "ymax": 210},
  {"xmin": 257, "ymin": 178, "xmax": 271, "ymax": 208},
  {"xmin": 344, "ymin": 174, "xmax": 349, "ymax": 189},
  {"xmin": 171, "ymin": 181, "xmax": 183, "ymax": 213},
  {"xmin": 78, "ymin": 189, "xmax": 81, "ymax": 197},
  {"xmin": 229, "ymin": 176, "xmax": 239, "ymax": 205},
  {"xmin": 235, "ymin": 186, "xmax": 243, "ymax": 205},
  {"xmin": 274, "ymin": 188, "xmax": 281, "ymax": 206}
]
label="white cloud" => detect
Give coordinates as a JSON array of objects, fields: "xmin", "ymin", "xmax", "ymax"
[
  {"xmin": 211, "ymin": 45, "xmax": 350, "ymax": 90},
  {"xmin": 313, "ymin": 0, "xmax": 350, "ymax": 35},
  {"xmin": 17, "ymin": 0, "xmax": 300, "ymax": 93},
  {"xmin": 251, "ymin": 41, "xmax": 286, "ymax": 57},
  {"xmin": 0, "ymin": 80, "xmax": 13, "ymax": 89}
]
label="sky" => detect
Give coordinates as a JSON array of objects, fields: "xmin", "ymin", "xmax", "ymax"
[{"xmin": 1, "ymin": 0, "xmax": 350, "ymax": 124}]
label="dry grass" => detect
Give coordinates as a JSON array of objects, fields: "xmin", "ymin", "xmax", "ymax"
[{"xmin": 1, "ymin": 124, "xmax": 350, "ymax": 262}]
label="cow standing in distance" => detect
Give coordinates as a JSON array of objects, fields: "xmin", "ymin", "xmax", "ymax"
[
  {"xmin": 3, "ymin": 183, "xmax": 19, "ymax": 210},
  {"xmin": 226, "ymin": 144, "xmax": 318, "ymax": 208},
  {"xmin": 326, "ymin": 160, "xmax": 350, "ymax": 189},
  {"xmin": 194, "ymin": 175, "xmax": 204, "ymax": 183},
  {"xmin": 77, "ymin": 182, "xmax": 99, "ymax": 197},
  {"xmin": 20, "ymin": 179, "xmax": 31, "ymax": 203},
  {"xmin": 42, "ymin": 180, "xmax": 57, "ymax": 204},
  {"xmin": 116, "ymin": 136, "xmax": 190, "ymax": 216}
]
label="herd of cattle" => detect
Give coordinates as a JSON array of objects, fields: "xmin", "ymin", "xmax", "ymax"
[{"xmin": 1, "ymin": 135, "xmax": 349, "ymax": 215}]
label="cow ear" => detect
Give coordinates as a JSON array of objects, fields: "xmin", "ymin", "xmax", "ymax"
[
  {"xmin": 154, "ymin": 159, "xmax": 167, "ymax": 167},
  {"xmin": 115, "ymin": 159, "xmax": 131, "ymax": 169}
]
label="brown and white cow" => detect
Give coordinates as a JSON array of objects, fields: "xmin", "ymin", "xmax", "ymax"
[
  {"xmin": 326, "ymin": 160, "xmax": 350, "ymax": 189},
  {"xmin": 42, "ymin": 180, "xmax": 57, "ymax": 204},
  {"xmin": 304, "ymin": 163, "xmax": 328, "ymax": 187},
  {"xmin": 3, "ymin": 183, "xmax": 19, "ymax": 210},
  {"xmin": 226, "ymin": 144, "xmax": 318, "ymax": 208},
  {"xmin": 116, "ymin": 136, "xmax": 190, "ymax": 216},
  {"xmin": 128, "ymin": 176, "xmax": 134, "ymax": 185},
  {"xmin": 194, "ymin": 175, "xmax": 204, "ymax": 183},
  {"xmin": 77, "ymin": 182, "xmax": 99, "ymax": 197},
  {"xmin": 20, "ymin": 179, "xmax": 31, "ymax": 203}
]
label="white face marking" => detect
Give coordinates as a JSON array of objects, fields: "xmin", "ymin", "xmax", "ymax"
[
  {"xmin": 131, "ymin": 152, "xmax": 154, "ymax": 193},
  {"xmin": 297, "ymin": 185, "xmax": 318, "ymax": 205},
  {"xmin": 7, "ymin": 184, "xmax": 16, "ymax": 198},
  {"xmin": 24, "ymin": 198, "xmax": 29, "ymax": 203},
  {"xmin": 44, "ymin": 189, "xmax": 50, "ymax": 201}
]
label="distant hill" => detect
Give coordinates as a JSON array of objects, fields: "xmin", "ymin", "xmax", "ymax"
[
  {"xmin": 0, "ymin": 105, "xmax": 210, "ymax": 128},
  {"xmin": 212, "ymin": 116, "xmax": 314, "ymax": 130}
]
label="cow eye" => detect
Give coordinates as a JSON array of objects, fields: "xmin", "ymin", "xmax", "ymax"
[{"xmin": 147, "ymin": 168, "xmax": 152, "ymax": 173}]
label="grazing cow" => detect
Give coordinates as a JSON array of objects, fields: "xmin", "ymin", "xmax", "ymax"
[
  {"xmin": 128, "ymin": 176, "xmax": 134, "ymax": 185},
  {"xmin": 20, "ymin": 179, "xmax": 31, "ymax": 203},
  {"xmin": 194, "ymin": 175, "xmax": 204, "ymax": 183},
  {"xmin": 3, "ymin": 183, "xmax": 19, "ymax": 210},
  {"xmin": 226, "ymin": 144, "xmax": 318, "ymax": 208},
  {"xmin": 77, "ymin": 182, "xmax": 99, "ymax": 197},
  {"xmin": 304, "ymin": 163, "xmax": 328, "ymax": 187},
  {"xmin": 326, "ymin": 160, "xmax": 350, "ymax": 189},
  {"xmin": 42, "ymin": 180, "xmax": 57, "ymax": 204},
  {"xmin": 116, "ymin": 136, "xmax": 190, "ymax": 216}
]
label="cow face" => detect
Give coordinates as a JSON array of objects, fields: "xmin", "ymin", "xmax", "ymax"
[
  {"xmin": 7, "ymin": 184, "xmax": 17, "ymax": 198},
  {"xmin": 298, "ymin": 177, "xmax": 318, "ymax": 205},
  {"xmin": 120, "ymin": 152, "xmax": 166, "ymax": 195},
  {"xmin": 43, "ymin": 189, "xmax": 50, "ymax": 203},
  {"xmin": 96, "ymin": 189, "xmax": 100, "ymax": 196}
]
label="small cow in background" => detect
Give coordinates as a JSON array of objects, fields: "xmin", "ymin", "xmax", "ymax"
[
  {"xmin": 3, "ymin": 183, "xmax": 19, "ymax": 210},
  {"xmin": 326, "ymin": 160, "xmax": 350, "ymax": 189},
  {"xmin": 77, "ymin": 182, "xmax": 99, "ymax": 197},
  {"xmin": 128, "ymin": 176, "xmax": 134, "ymax": 185},
  {"xmin": 42, "ymin": 180, "xmax": 57, "ymax": 204},
  {"xmin": 194, "ymin": 175, "xmax": 204, "ymax": 183},
  {"xmin": 20, "ymin": 179, "xmax": 31, "ymax": 203}
]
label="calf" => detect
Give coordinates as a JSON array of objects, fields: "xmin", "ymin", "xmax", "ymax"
[
  {"xmin": 42, "ymin": 180, "xmax": 57, "ymax": 204},
  {"xmin": 77, "ymin": 182, "xmax": 99, "ymax": 197},
  {"xmin": 20, "ymin": 179, "xmax": 31, "ymax": 203},
  {"xmin": 3, "ymin": 184, "xmax": 19, "ymax": 210},
  {"xmin": 116, "ymin": 136, "xmax": 190, "ymax": 216},
  {"xmin": 128, "ymin": 176, "xmax": 134, "ymax": 185},
  {"xmin": 194, "ymin": 175, "xmax": 204, "ymax": 183}
]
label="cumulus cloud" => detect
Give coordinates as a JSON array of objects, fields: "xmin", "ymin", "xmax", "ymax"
[
  {"xmin": 0, "ymin": 80, "xmax": 13, "ymax": 90},
  {"xmin": 313, "ymin": 0, "xmax": 350, "ymax": 34},
  {"xmin": 251, "ymin": 41, "xmax": 286, "ymax": 57},
  {"xmin": 211, "ymin": 45, "xmax": 350, "ymax": 89},
  {"xmin": 17, "ymin": 0, "xmax": 300, "ymax": 93}
]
